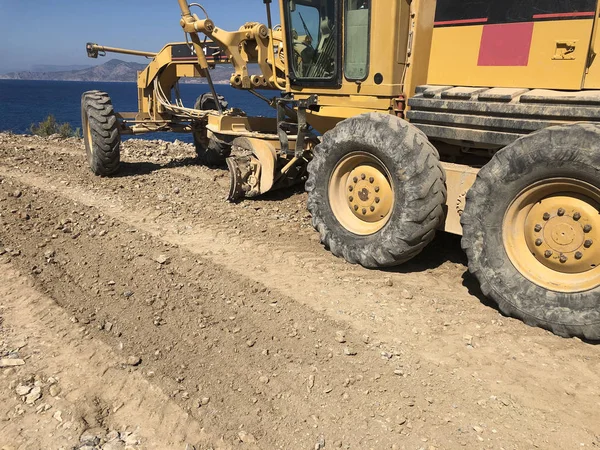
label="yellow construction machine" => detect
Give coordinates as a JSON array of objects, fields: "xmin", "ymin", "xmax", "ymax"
[{"xmin": 82, "ymin": 0, "xmax": 600, "ymax": 340}]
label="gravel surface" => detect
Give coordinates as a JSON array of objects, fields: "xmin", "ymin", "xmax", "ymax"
[{"xmin": 0, "ymin": 132, "xmax": 598, "ymax": 449}]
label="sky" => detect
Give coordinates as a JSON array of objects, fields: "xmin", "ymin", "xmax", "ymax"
[{"xmin": 0, "ymin": 0, "xmax": 281, "ymax": 73}]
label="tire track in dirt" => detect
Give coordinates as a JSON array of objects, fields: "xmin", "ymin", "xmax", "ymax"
[{"xmin": 0, "ymin": 264, "xmax": 219, "ymax": 449}]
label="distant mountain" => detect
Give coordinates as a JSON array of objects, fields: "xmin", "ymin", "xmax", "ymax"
[
  {"xmin": 31, "ymin": 64, "xmax": 93, "ymax": 73},
  {"xmin": 0, "ymin": 59, "xmax": 243, "ymax": 84}
]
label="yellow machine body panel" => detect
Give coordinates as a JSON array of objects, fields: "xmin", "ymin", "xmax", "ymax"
[
  {"xmin": 584, "ymin": 4, "xmax": 600, "ymax": 88},
  {"xmin": 426, "ymin": 2, "xmax": 598, "ymax": 91}
]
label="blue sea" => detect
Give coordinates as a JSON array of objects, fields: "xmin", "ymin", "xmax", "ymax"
[{"xmin": 0, "ymin": 80, "xmax": 276, "ymax": 143}]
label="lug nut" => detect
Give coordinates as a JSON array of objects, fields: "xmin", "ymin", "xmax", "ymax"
[
  {"xmin": 374, "ymin": 186, "xmax": 380, "ymax": 193},
  {"xmin": 362, "ymin": 208, "xmax": 367, "ymax": 215},
  {"xmin": 369, "ymin": 177, "xmax": 374, "ymax": 184},
  {"xmin": 584, "ymin": 239, "xmax": 593, "ymax": 248},
  {"xmin": 375, "ymin": 197, "xmax": 380, "ymax": 204},
  {"xmin": 543, "ymin": 213, "xmax": 551, "ymax": 221},
  {"xmin": 544, "ymin": 250, "xmax": 553, "ymax": 258},
  {"xmin": 534, "ymin": 224, "xmax": 542, "ymax": 232},
  {"xmin": 584, "ymin": 224, "xmax": 592, "ymax": 233},
  {"xmin": 535, "ymin": 239, "xmax": 543, "ymax": 246},
  {"xmin": 353, "ymin": 177, "xmax": 358, "ymax": 183},
  {"xmin": 349, "ymin": 196, "xmax": 354, "ymax": 202},
  {"xmin": 354, "ymin": 205, "xmax": 359, "ymax": 211},
  {"xmin": 557, "ymin": 208, "xmax": 565, "ymax": 216},
  {"xmin": 361, "ymin": 173, "xmax": 366, "ymax": 180},
  {"xmin": 575, "ymin": 252, "xmax": 583, "ymax": 260},
  {"xmin": 370, "ymin": 206, "xmax": 375, "ymax": 212},
  {"xmin": 573, "ymin": 212, "xmax": 581, "ymax": 221},
  {"xmin": 560, "ymin": 254, "xmax": 568, "ymax": 264},
  {"xmin": 349, "ymin": 186, "xmax": 353, "ymax": 192}
]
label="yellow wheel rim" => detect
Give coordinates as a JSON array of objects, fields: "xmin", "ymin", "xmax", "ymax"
[
  {"xmin": 503, "ymin": 178, "xmax": 600, "ymax": 293},
  {"xmin": 85, "ymin": 117, "xmax": 94, "ymax": 156},
  {"xmin": 328, "ymin": 152, "xmax": 394, "ymax": 236}
]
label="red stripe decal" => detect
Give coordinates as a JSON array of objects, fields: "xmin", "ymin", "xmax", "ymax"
[
  {"xmin": 478, "ymin": 22, "xmax": 534, "ymax": 67},
  {"xmin": 533, "ymin": 11, "xmax": 595, "ymax": 19},
  {"xmin": 434, "ymin": 17, "xmax": 488, "ymax": 26}
]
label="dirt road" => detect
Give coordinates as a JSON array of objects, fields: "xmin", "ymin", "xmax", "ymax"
[{"xmin": 0, "ymin": 132, "xmax": 598, "ymax": 449}]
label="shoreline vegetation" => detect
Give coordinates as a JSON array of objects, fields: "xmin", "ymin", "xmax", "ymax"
[{"xmin": 29, "ymin": 115, "xmax": 81, "ymax": 139}]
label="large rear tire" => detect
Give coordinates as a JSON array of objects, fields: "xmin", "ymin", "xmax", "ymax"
[
  {"xmin": 461, "ymin": 123, "xmax": 600, "ymax": 340},
  {"xmin": 193, "ymin": 93, "xmax": 232, "ymax": 167},
  {"xmin": 81, "ymin": 91, "xmax": 121, "ymax": 176},
  {"xmin": 306, "ymin": 113, "xmax": 446, "ymax": 268}
]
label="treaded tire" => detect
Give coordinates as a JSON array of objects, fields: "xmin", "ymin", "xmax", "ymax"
[
  {"xmin": 461, "ymin": 123, "xmax": 600, "ymax": 340},
  {"xmin": 193, "ymin": 93, "xmax": 232, "ymax": 167},
  {"xmin": 81, "ymin": 90, "xmax": 120, "ymax": 176},
  {"xmin": 306, "ymin": 112, "xmax": 447, "ymax": 268}
]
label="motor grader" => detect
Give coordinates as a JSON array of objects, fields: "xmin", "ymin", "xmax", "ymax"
[{"xmin": 81, "ymin": 0, "xmax": 600, "ymax": 340}]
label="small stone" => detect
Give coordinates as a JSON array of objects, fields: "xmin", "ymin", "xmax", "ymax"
[
  {"xmin": 464, "ymin": 335, "xmax": 473, "ymax": 347},
  {"xmin": 155, "ymin": 254, "xmax": 171, "ymax": 265},
  {"xmin": 105, "ymin": 321, "xmax": 113, "ymax": 332},
  {"xmin": 401, "ymin": 289, "xmax": 413, "ymax": 300},
  {"xmin": 16, "ymin": 384, "xmax": 32, "ymax": 396},
  {"xmin": 0, "ymin": 358, "xmax": 25, "ymax": 368},
  {"xmin": 25, "ymin": 386, "xmax": 42, "ymax": 404},
  {"xmin": 43, "ymin": 249, "xmax": 55, "ymax": 259},
  {"xmin": 238, "ymin": 431, "xmax": 257, "ymax": 443},
  {"xmin": 344, "ymin": 347, "xmax": 357, "ymax": 356},
  {"xmin": 123, "ymin": 291, "xmax": 133, "ymax": 298},
  {"xmin": 123, "ymin": 433, "xmax": 140, "ymax": 446},
  {"xmin": 246, "ymin": 340, "xmax": 256, "ymax": 348},
  {"xmin": 13, "ymin": 190, "xmax": 22, "ymax": 198},
  {"xmin": 473, "ymin": 425, "xmax": 484, "ymax": 433},
  {"xmin": 125, "ymin": 356, "xmax": 141, "ymax": 366},
  {"xmin": 53, "ymin": 410, "xmax": 63, "ymax": 422},
  {"xmin": 315, "ymin": 435, "xmax": 326, "ymax": 450},
  {"xmin": 308, "ymin": 374, "xmax": 315, "ymax": 390},
  {"xmin": 107, "ymin": 280, "xmax": 116, "ymax": 286},
  {"xmin": 259, "ymin": 375, "xmax": 270, "ymax": 384},
  {"xmin": 384, "ymin": 278, "xmax": 393, "ymax": 287},
  {"xmin": 49, "ymin": 385, "xmax": 61, "ymax": 397},
  {"xmin": 394, "ymin": 370, "xmax": 404, "ymax": 376},
  {"xmin": 106, "ymin": 430, "xmax": 120, "ymax": 442},
  {"xmin": 335, "ymin": 331, "xmax": 346, "ymax": 343}
]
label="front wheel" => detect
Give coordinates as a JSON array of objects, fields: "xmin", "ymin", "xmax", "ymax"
[
  {"xmin": 193, "ymin": 93, "xmax": 232, "ymax": 167},
  {"xmin": 81, "ymin": 90, "xmax": 121, "ymax": 176},
  {"xmin": 306, "ymin": 113, "xmax": 446, "ymax": 268},
  {"xmin": 462, "ymin": 123, "xmax": 600, "ymax": 339}
]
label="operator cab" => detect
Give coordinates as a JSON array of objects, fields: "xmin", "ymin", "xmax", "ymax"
[{"xmin": 283, "ymin": 0, "xmax": 371, "ymax": 87}]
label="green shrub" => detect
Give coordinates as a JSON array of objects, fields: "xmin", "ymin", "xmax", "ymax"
[{"xmin": 30, "ymin": 115, "xmax": 81, "ymax": 138}]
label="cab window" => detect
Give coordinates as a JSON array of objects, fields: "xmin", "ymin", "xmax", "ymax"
[
  {"xmin": 285, "ymin": 0, "xmax": 339, "ymax": 81},
  {"xmin": 345, "ymin": 0, "xmax": 370, "ymax": 80}
]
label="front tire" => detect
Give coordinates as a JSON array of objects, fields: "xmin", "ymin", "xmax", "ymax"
[
  {"xmin": 81, "ymin": 90, "xmax": 121, "ymax": 176},
  {"xmin": 306, "ymin": 113, "xmax": 446, "ymax": 268},
  {"xmin": 461, "ymin": 123, "xmax": 600, "ymax": 340},
  {"xmin": 193, "ymin": 93, "xmax": 232, "ymax": 167}
]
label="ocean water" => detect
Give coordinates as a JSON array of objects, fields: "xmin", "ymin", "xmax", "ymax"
[{"xmin": 0, "ymin": 80, "xmax": 276, "ymax": 143}]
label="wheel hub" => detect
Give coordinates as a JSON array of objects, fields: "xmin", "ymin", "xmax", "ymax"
[
  {"xmin": 525, "ymin": 196, "xmax": 599, "ymax": 274},
  {"xmin": 345, "ymin": 165, "xmax": 393, "ymax": 223},
  {"xmin": 328, "ymin": 152, "xmax": 394, "ymax": 236},
  {"xmin": 504, "ymin": 178, "xmax": 600, "ymax": 293}
]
